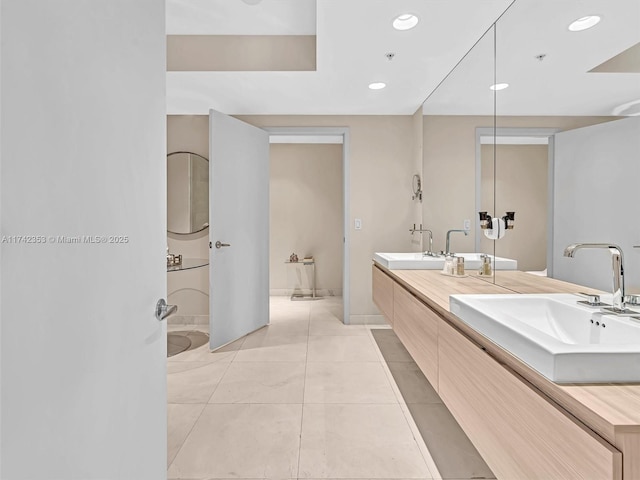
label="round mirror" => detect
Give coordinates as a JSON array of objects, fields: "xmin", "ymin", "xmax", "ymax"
[{"xmin": 167, "ymin": 151, "xmax": 209, "ymax": 235}]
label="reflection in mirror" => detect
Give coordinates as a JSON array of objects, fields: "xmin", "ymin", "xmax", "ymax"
[
  {"xmin": 493, "ymin": 0, "xmax": 640, "ymax": 291},
  {"xmin": 422, "ymin": 25, "xmax": 497, "ymax": 282},
  {"xmin": 478, "ymin": 129, "xmax": 557, "ymax": 273},
  {"xmin": 167, "ymin": 151, "xmax": 209, "ymax": 235}
]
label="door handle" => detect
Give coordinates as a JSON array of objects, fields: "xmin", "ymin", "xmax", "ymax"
[
  {"xmin": 215, "ymin": 241, "xmax": 231, "ymax": 249},
  {"xmin": 156, "ymin": 299, "xmax": 177, "ymax": 321}
]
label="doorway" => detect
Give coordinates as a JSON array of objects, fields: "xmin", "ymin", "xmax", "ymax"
[
  {"xmin": 475, "ymin": 127, "xmax": 558, "ymax": 275},
  {"xmin": 269, "ymin": 139, "xmax": 344, "ymax": 322},
  {"xmin": 265, "ymin": 127, "xmax": 351, "ymax": 325}
]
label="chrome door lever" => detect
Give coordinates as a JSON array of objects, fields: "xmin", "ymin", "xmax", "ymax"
[
  {"xmin": 215, "ymin": 241, "xmax": 230, "ymax": 249},
  {"xmin": 156, "ymin": 299, "xmax": 177, "ymax": 321}
]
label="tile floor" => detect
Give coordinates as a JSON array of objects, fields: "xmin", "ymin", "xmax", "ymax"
[{"xmin": 167, "ymin": 296, "xmax": 492, "ymax": 480}]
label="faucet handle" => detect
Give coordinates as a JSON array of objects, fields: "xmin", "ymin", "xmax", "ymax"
[
  {"xmin": 576, "ymin": 292, "xmax": 605, "ymax": 306},
  {"xmin": 625, "ymin": 294, "xmax": 640, "ymax": 306}
]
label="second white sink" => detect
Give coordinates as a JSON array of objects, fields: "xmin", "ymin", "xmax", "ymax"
[{"xmin": 373, "ymin": 252, "xmax": 517, "ymax": 270}]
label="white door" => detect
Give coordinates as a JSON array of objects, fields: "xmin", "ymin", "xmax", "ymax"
[
  {"xmin": 1, "ymin": 2, "xmax": 167, "ymax": 478},
  {"xmin": 209, "ymin": 110, "xmax": 270, "ymax": 349}
]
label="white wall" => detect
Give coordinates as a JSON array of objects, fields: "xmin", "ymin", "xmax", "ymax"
[
  {"xmin": 411, "ymin": 108, "xmax": 424, "ymax": 250},
  {"xmin": 270, "ymin": 143, "xmax": 343, "ymax": 296},
  {"xmin": 553, "ymin": 117, "xmax": 640, "ymax": 293},
  {"xmin": 1, "ymin": 1, "xmax": 166, "ymax": 478}
]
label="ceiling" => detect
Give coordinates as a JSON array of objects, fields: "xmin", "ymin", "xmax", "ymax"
[
  {"xmin": 423, "ymin": 0, "xmax": 640, "ymax": 116},
  {"xmin": 166, "ymin": 0, "xmax": 514, "ymax": 115}
]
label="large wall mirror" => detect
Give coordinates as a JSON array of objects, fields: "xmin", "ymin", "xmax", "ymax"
[
  {"xmin": 422, "ymin": 0, "xmax": 640, "ymax": 292},
  {"xmin": 493, "ymin": 0, "xmax": 640, "ymax": 291},
  {"xmin": 422, "ymin": 23, "xmax": 498, "ymax": 282},
  {"xmin": 167, "ymin": 151, "xmax": 210, "ymax": 235}
]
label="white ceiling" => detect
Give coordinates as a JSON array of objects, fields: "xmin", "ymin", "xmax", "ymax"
[
  {"xmin": 423, "ymin": 0, "xmax": 640, "ymax": 116},
  {"xmin": 166, "ymin": 0, "xmax": 514, "ymax": 115}
]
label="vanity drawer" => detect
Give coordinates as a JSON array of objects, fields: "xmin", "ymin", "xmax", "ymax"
[
  {"xmin": 393, "ymin": 283, "xmax": 438, "ymax": 390},
  {"xmin": 438, "ymin": 320, "xmax": 621, "ymax": 480},
  {"xmin": 372, "ymin": 265, "xmax": 394, "ymax": 325}
]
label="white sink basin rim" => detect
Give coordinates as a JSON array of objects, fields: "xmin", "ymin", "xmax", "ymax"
[
  {"xmin": 373, "ymin": 252, "xmax": 517, "ymax": 270},
  {"xmin": 450, "ymin": 293, "xmax": 640, "ymax": 383}
]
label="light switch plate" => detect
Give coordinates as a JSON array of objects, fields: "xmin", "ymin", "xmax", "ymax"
[
  {"xmin": 463, "ymin": 219, "xmax": 471, "ymax": 231},
  {"xmin": 354, "ymin": 218, "xmax": 362, "ymax": 230}
]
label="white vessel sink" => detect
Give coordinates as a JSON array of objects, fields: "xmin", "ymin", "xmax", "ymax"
[
  {"xmin": 373, "ymin": 252, "xmax": 517, "ymax": 270},
  {"xmin": 450, "ymin": 293, "xmax": 640, "ymax": 383}
]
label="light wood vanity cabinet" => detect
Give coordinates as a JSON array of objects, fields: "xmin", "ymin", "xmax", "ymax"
[
  {"xmin": 372, "ymin": 266, "xmax": 633, "ymax": 480},
  {"xmin": 392, "ymin": 283, "xmax": 438, "ymax": 391},
  {"xmin": 372, "ymin": 265, "xmax": 394, "ymax": 325},
  {"xmin": 438, "ymin": 319, "xmax": 622, "ymax": 480}
]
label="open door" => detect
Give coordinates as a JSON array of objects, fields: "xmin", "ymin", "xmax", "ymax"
[{"xmin": 209, "ymin": 110, "xmax": 270, "ymax": 349}]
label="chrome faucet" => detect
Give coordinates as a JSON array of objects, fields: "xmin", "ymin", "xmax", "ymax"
[
  {"xmin": 563, "ymin": 243, "xmax": 626, "ymax": 312},
  {"xmin": 445, "ymin": 229, "xmax": 468, "ymax": 255},
  {"xmin": 409, "ymin": 224, "xmax": 435, "ymax": 256},
  {"xmin": 423, "ymin": 229, "xmax": 434, "ymax": 256}
]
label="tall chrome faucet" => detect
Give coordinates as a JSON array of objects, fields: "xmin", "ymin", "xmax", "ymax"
[
  {"xmin": 423, "ymin": 229, "xmax": 434, "ymax": 256},
  {"xmin": 563, "ymin": 243, "xmax": 626, "ymax": 312},
  {"xmin": 445, "ymin": 229, "xmax": 469, "ymax": 255},
  {"xmin": 409, "ymin": 224, "xmax": 435, "ymax": 256}
]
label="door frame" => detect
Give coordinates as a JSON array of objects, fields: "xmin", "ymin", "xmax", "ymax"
[
  {"xmin": 263, "ymin": 126, "xmax": 351, "ymax": 325},
  {"xmin": 475, "ymin": 127, "xmax": 559, "ymax": 275}
]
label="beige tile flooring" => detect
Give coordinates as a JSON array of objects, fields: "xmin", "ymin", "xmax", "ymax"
[{"xmin": 167, "ymin": 296, "xmax": 486, "ymax": 480}]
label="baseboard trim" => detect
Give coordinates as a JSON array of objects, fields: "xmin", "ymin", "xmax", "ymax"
[{"xmin": 269, "ymin": 288, "xmax": 343, "ymax": 297}]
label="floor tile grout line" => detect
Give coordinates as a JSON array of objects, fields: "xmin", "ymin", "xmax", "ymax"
[
  {"xmin": 172, "ymin": 299, "xmax": 415, "ymax": 477},
  {"xmin": 167, "ymin": 360, "xmax": 232, "ymax": 371},
  {"xmin": 167, "ymin": 337, "xmax": 252, "ymax": 469},
  {"xmin": 167, "ymin": 302, "xmax": 298, "ymax": 473},
  {"xmin": 268, "ymin": 296, "xmax": 314, "ymax": 479},
  {"xmin": 204, "ymin": 352, "xmax": 236, "ymax": 404},
  {"xmin": 304, "ymin": 360, "xmax": 382, "ymax": 363},
  {"xmin": 296, "ymin": 303, "xmax": 312, "ymax": 479},
  {"xmin": 368, "ymin": 330, "xmax": 406, "ymax": 405},
  {"xmin": 368, "ymin": 328, "xmax": 443, "ymax": 480},
  {"xmin": 166, "ymin": 402, "xmax": 208, "ymax": 471},
  {"xmin": 205, "ymin": 312, "xmax": 286, "ymax": 402}
]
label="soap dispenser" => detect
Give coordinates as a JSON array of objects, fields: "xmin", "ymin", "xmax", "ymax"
[
  {"xmin": 450, "ymin": 256, "xmax": 458, "ymax": 275},
  {"xmin": 456, "ymin": 256, "xmax": 465, "ymax": 276},
  {"xmin": 442, "ymin": 255, "xmax": 453, "ymax": 275},
  {"xmin": 479, "ymin": 254, "xmax": 491, "ymax": 276}
]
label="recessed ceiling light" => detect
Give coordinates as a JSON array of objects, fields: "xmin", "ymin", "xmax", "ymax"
[
  {"xmin": 393, "ymin": 14, "xmax": 419, "ymax": 31},
  {"xmin": 568, "ymin": 15, "xmax": 601, "ymax": 32},
  {"xmin": 369, "ymin": 82, "xmax": 387, "ymax": 90},
  {"xmin": 489, "ymin": 83, "xmax": 509, "ymax": 91}
]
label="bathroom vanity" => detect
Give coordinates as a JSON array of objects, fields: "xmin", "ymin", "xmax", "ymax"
[{"xmin": 372, "ymin": 264, "xmax": 640, "ymax": 480}]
